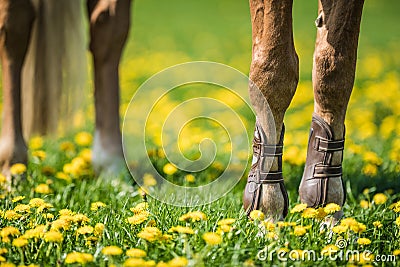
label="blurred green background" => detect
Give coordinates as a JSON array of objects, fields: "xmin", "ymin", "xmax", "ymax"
[{"xmin": 117, "ymin": 0, "xmax": 400, "ymax": 193}]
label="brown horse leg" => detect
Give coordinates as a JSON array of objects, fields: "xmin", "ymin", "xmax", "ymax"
[
  {"xmin": 244, "ymin": 0, "xmax": 299, "ymax": 220},
  {"xmin": 299, "ymin": 0, "xmax": 364, "ymax": 214},
  {"xmin": 0, "ymin": 0, "xmax": 34, "ymax": 177},
  {"xmin": 87, "ymin": 0, "xmax": 131, "ymax": 175}
]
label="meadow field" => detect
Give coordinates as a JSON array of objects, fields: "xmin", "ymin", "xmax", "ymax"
[{"xmin": 0, "ymin": 0, "xmax": 400, "ymax": 266}]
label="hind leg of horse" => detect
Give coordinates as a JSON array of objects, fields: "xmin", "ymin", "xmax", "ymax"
[
  {"xmin": 299, "ymin": 0, "xmax": 364, "ymax": 215},
  {"xmin": 243, "ymin": 0, "xmax": 299, "ymax": 220},
  {"xmin": 0, "ymin": 0, "xmax": 34, "ymax": 177},
  {"xmin": 87, "ymin": 0, "xmax": 131, "ymax": 175}
]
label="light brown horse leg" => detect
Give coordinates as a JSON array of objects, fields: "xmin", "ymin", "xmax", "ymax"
[
  {"xmin": 299, "ymin": 0, "xmax": 364, "ymax": 212},
  {"xmin": 87, "ymin": 0, "xmax": 131, "ymax": 175},
  {"xmin": 244, "ymin": 0, "xmax": 298, "ymax": 220},
  {"xmin": 0, "ymin": 0, "xmax": 34, "ymax": 176}
]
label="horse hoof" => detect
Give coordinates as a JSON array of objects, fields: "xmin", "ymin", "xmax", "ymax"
[{"xmin": 243, "ymin": 119, "xmax": 288, "ymax": 222}]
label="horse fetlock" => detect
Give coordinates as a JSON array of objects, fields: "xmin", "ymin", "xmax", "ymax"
[
  {"xmin": 92, "ymin": 131, "xmax": 125, "ymax": 176},
  {"xmin": 260, "ymin": 184, "xmax": 286, "ymax": 221}
]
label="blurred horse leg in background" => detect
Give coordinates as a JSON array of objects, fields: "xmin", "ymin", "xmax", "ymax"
[
  {"xmin": 0, "ymin": 0, "xmax": 131, "ymax": 177},
  {"xmin": 299, "ymin": 0, "xmax": 364, "ymax": 217},
  {"xmin": 0, "ymin": 0, "xmax": 34, "ymax": 177},
  {"xmin": 243, "ymin": 0, "xmax": 299, "ymax": 221},
  {"xmin": 87, "ymin": 0, "xmax": 132, "ymax": 174}
]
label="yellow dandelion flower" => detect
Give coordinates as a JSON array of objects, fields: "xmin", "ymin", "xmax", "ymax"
[
  {"xmin": 65, "ymin": 252, "xmax": 94, "ymax": 264},
  {"xmin": 34, "ymin": 184, "xmax": 52, "ymax": 194},
  {"xmin": 130, "ymin": 203, "xmax": 148, "ymax": 214},
  {"xmin": 127, "ymin": 213, "xmax": 149, "ymax": 225},
  {"xmin": 143, "ymin": 173, "xmax": 157, "ymax": 187},
  {"xmin": 202, "ymin": 232, "xmax": 222, "ymax": 246},
  {"xmin": 0, "ymin": 226, "xmax": 20, "ymax": 239},
  {"xmin": 32, "ymin": 150, "xmax": 46, "ymax": 160},
  {"xmin": 249, "ymin": 210, "xmax": 265, "ymax": 221},
  {"xmin": 169, "ymin": 226, "xmax": 195, "ymax": 235},
  {"xmin": 302, "ymin": 208, "xmax": 317, "ymax": 218},
  {"xmin": 10, "ymin": 163, "xmax": 26, "ymax": 176},
  {"xmin": 360, "ymin": 200, "xmax": 370, "ymax": 209},
  {"xmin": 315, "ymin": 207, "xmax": 328, "ymax": 219},
  {"xmin": 123, "ymin": 258, "xmax": 147, "ymax": 267},
  {"xmin": 0, "ymin": 174, "xmax": 6, "ymax": 184},
  {"xmin": 94, "ymin": 223, "xmax": 105, "ymax": 236},
  {"xmin": 373, "ymin": 193, "xmax": 388, "ymax": 205},
  {"xmin": 0, "ymin": 262, "xmax": 15, "ymax": 267},
  {"xmin": 79, "ymin": 149, "xmax": 92, "ymax": 162},
  {"xmin": 179, "ymin": 211, "xmax": 207, "ymax": 222},
  {"xmin": 324, "ymin": 203, "xmax": 341, "ymax": 214},
  {"xmin": 76, "ymin": 226, "xmax": 94, "ymax": 235},
  {"xmin": 391, "ymin": 200, "xmax": 400, "ymax": 213},
  {"xmin": 37, "ymin": 202, "xmax": 53, "ymax": 213},
  {"xmin": 29, "ymin": 136, "xmax": 43, "ymax": 150},
  {"xmin": 137, "ymin": 227, "xmax": 162, "ymax": 242},
  {"xmin": 393, "ymin": 249, "xmax": 400, "ymax": 256},
  {"xmin": 340, "ymin": 218, "xmax": 358, "ymax": 227},
  {"xmin": 0, "ymin": 248, "xmax": 8, "ymax": 254},
  {"xmin": 350, "ymin": 222, "xmax": 366, "ymax": 234},
  {"xmin": 184, "ymin": 174, "xmax": 195, "ymax": 183},
  {"xmin": 74, "ymin": 132, "xmax": 92, "ymax": 146},
  {"xmin": 73, "ymin": 214, "xmax": 90, "ymax": 224},
  {"xmin": 126, "ymin": 248, "xmax": 146, "ymax": 258},
  {"xmin": 12, "ymin": 196, "xmax": 25, "ymax": 203},
  {"xmin": 363, "ymin": 151, "xmax": 383, "ymax": 165},
  {"xmin": 267, "ymin": 232, "xmax": 277, "ymax": 239},
  {"xmin": 163, "ymin": 163, "xmax": 177, "ymax": 175},
  {"xmin": 168, "ymin": 257, "xmax": 188, "ymax": 267},
  {"xmin": 60, "ymin": 141, "xmax": 75, "ymax": 152},
  {"xmin": 51, "ymin": 219, "xmax": 71, "ymax": 231},
  {"xmin": 59, "ymin": 209, "xmax": 74, "ymax": 216},
  {"xmin": 44, "ymin": 213, "xmax": 54, "ymax": 219},
  {"xmin": 12, "ymin": 237, "xmax": 28, "ymax": 247},
  {"xmin": 91, "ymin": 202, "xmax": 106, "ymax": 211},
  {"xmin": 373, "ymin": 221, "xmax": 383, "ymax": 228},
  {"xmin": 357, "ymin": 237, "xmax": 371, "ymax": 245},
  {"xmin": 23, "ymin": 225, "xmax": 46, "ymax": 239},
  {"xmin": 293, "ymin": 226, "xmax": 307, "ymax": 236},
  {"xmin": 4, "ymin": 210, "xmax": 22, "ymax": 220},
  {"xmin": 217, "ymin": 218, "xmax": 236, "ymax": 226},
  {"xmin": 332, "ymin": 225, "xmax": 348, "ymax": 234},
  {"xmin": 14, "ymin": 204, "xmax": 31, "ymax": 213},
  {"xmin": 396, "ymin": 217, "xmax": 400, "ymax": 227},
  {"xmin": 55, "ymin": 172, "xmax": 71, "ymax": 182},
  {"xmin": 290, "ymin": 203, "xmax": 308, "ymax": 213},
  {"xmin": 29, "ymin": 198, "xmax": 45, "ymax": 208},
  {"xmin": 102, "ymin": 245, "xmax": 123, "ymax": 256},
  {"xmin": 362, "ymin": 163, "xmax": 378, "ymax": 176},
  {"xmin": 218, "ymin": 224, "xmax": 233, "ymax": 233},
  {"xmin": 44, "ymin": 231, "xmax": 63, "ymax": 243},
  {"xmin": 262, "ymin": 221, "xmax": 275, "ymax": 231}
]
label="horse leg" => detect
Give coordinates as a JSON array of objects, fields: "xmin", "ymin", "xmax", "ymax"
[
  {"xmin": 87, "ymin": 0, "xmax": 131, "ymax": 175},
  {"xmin": 243, "ymin": 0, "xmax": 299, "ymax": 220},
  {"xmin": 299, "ymin": 0, "xmax": 364, "ymax": 215},
  {"xmin": 0, "ymin": 0, "xmax": 34, "ymax": 176}
]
